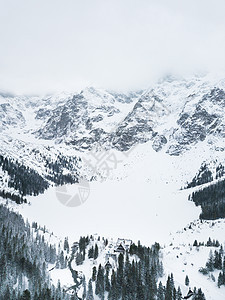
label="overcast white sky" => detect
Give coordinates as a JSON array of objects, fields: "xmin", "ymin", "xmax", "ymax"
[{"xmin": 0, "ymin": 0, "xmax": 225, "ymax": 94}]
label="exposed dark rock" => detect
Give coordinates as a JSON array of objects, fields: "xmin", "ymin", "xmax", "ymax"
[{"xmin": 152, "ymin": 135, "xmax": 167, "ymax": 152}]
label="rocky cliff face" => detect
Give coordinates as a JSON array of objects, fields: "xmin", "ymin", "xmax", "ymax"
[
  {"xmin": 166, "ymin": 87, "xmax": 225, "ymax": 155},
  {"xmin": 0, "ymin": 74, "xmax": 225, "ymax": 196},
  {"xmin": 0, "ymin": 103, "xmax": 25, "ymax": 131},
  {"xmin": 1, "ymin": 75, "xmax": 225, "ymax": 155},
  {"xmin": 1, "ymin": 75, "xmax": 225, "ymax": 153},
  {"xmin": 35, "ymin": 88, "xmax": 141, "ymax": 150}
]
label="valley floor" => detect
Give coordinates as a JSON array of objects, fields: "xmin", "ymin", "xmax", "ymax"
[{"xmin": 1, "ymin": 143, "xmax": 225, "ymax": 299}]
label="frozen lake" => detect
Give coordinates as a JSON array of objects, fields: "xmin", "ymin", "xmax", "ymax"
[
  {"xmin": 16, "ymin": 144, "xmax": 204, "ymax": 246},
  {"xmin": 19, "ymin": 174, "xmax": 200, "ymax": 246}
]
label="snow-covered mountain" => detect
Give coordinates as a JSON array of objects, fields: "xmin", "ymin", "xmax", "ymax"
[
  {"xmin": 0, "ymin": 74, "xmax": 224, "ymax": 191},
  {"xmin": 1, "ymin": 73, "xmax": 225, "ymax": 299},
  {"xmin": 1, "ymin": 74, "xmax": 225, "ymax": 154},
  {"xmin": 0, "ymin": 73, "xmax": 224, "ymax": 207}
]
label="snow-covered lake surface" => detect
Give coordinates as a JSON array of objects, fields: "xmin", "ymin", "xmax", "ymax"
[
  {"xmin": 16, "ymin": 143, "xmax": 203, "ymax": 246},
  {"xmin": 18, "ymin": 180, "xmax": 199, "ymax": 245}
]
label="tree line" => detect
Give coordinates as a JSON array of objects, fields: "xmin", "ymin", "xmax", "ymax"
[
  {"xmin": 0, "ymin": 154, "xmax": 80, "ymax": 204},
  {"xmin": 190, "ymin": 178, "xmax": 225, "ymax": 219},
  {"xmin": 187, "ymin": 164, "xmax": 213, "ymax": 188},
  {"xmin": 0, "ymin": 155, "xmax": 49, "ymax": 201}
]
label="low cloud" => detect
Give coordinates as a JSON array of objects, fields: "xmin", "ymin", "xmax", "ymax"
[{"xmin": 0, "ymin": 0, "xmax": 225, "ymax": 94}]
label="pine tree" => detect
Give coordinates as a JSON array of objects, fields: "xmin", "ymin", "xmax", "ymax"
[
  {"xmin": 214, "ymin": 250, "xmax": 222, "ymax": 269},
  {"xmin": 136, "ymin": 276, "xmax": 145, "ymax": 300},
  {"xmin": 87, "ymin": 279, "xmax": 94, "ymax": 300},
  {"xmin": 185, "ymin": 275, "xmax": 190, "ymax": 286},
  {"xmin": 82, "ymin": 248, "xmax": 86, "ymax": 261},
  {"xmin": 193, "ymin": 240, "xmax": 198, "ymax": 247},
  {"xmin": 173, "ymin": 287, "xmax": 177, "ymax": 300},
  {"xmin": 105, "ymin": 269, "xmax": 111, "ymax": 292},
  {"xmin": 94, "ymin": 244, "xmax": 99, "ymax": 260},
  {"xmin": 206, "ymin": 250, "xmax": 214, "ymax": 271},
  {"xmin": 82, "ymin": 276, "xmax": 87, "ymax": 300},
  {"xmin": 76, "ymin": 252, "xmax": 84, "ymax": 265},
  {"xmin": 95, "ymin": 264, "xmax": 105, "ymax": 300},
  {"xmin": 157, "ymin": 281, "xmax": 165, "ymax": 300},
  {"xmin": 59, "ymin": 250, "xmax": 65, "ymax": 268},
  {"xmin": 92, "ymin": 266, "xmax": 97, "ymax": 281},
  {"xmin": 56, "ymin": 280, "xmax": 62, "ymax": 299},
  {"xmin": 218, "ymin": 272, "xmax": 224, "ymax": 287},
  {"xmin": 88, "ymin": 246, "xmax": 94, "ymax": 259},
  {"xmin": 117, "ymin": 253, "xmax": 124, "ymax": 297},
  {"xmin": 63, "ymin": 237, "xmax": 69, "ymax": 253},
  {"xmin": 165, "ymin": 274, "xmax": 174, "ymax": 300},
  {"xmin": 194, "ymin": 288, "xmax": 206, "ymax": 300},
  {"xmin": 108, "ymin": 270, "xmax": 118, "ymax": 300},
  {"xmin": 177, "ymin": 286, "xmax": 182, "ymax": 300}
]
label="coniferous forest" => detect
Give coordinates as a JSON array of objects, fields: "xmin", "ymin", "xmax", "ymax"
[
  {"xmin": 0, "ymin": 203, "xmax": 206, "ymax": 300},
  {"xmin": 0, "ymin": 154, "xmax": 80, "ymax": 204},
  {"xmin": 0, "ymin": 155, "xmax": 49, "ymax": 202},
  {"xmin": 0, "ymin": 204, "xmax": 69, "ymax": 300},
  {"xmin": 199, "ymin": 245, "xmax": 225, "ymax": 288},
  {"xmin": 186, "ymin": 164, "xmax": 213, "ymax": 189},
  {"xmin": 190, "ymin": 178, "xmax": 225, "ymax": 219}
]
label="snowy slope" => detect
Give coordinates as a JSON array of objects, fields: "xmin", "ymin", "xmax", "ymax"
[{"xmin": 161, "ymin": 218, "xmax": 225, "ymax": 300}]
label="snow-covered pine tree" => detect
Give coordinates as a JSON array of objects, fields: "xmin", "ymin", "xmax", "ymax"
[
  {"xmin": 87, "ymin": 279, "xmax": 94, "ymax": 300},
  {"xmin": 185, "ymin": 275, "xmax": 190, "ymax": 286}
]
